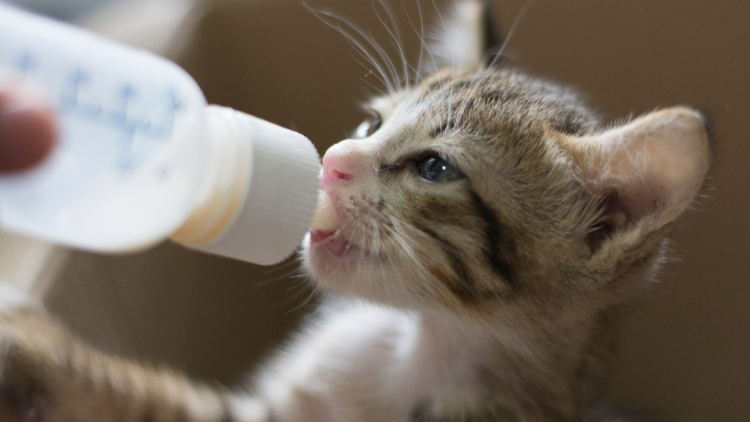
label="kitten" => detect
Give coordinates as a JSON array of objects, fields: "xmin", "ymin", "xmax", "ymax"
[{"xmin": 0, "ymin": 1, "xmax": 711, "ymax": 421}]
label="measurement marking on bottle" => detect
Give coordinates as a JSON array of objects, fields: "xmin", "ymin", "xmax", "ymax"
[
  {"xmin": 155, "ymin": 163, "xmax": 174, "ymax": 182},
  {"xmin": 168, "ymin": 88, "xmax": 183, "ymax": 114},
  {"xmin": 14, "ymin": 50, "xmax": 185, "ymax": 149},
  {"xmin": 64, "ymin": 67, "xmax": 90, "ymax": 108},
  {"xmin": 17, "ymin": 50, "xmax": 38, "ymax": 75}
]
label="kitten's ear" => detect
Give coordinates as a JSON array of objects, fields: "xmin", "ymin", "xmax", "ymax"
[
  {"xmin": 559, "ymin": 107, "xmax": 712, "ymax": 253},
  {"xmin": 423, "ymin": 0, "xmax": 503, "ymax": 74}
]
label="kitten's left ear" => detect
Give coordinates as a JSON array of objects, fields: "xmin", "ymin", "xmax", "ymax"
[
  {"xmin": 423, "ymin": 0, "xmax": 504, "ymax": 73},
  {"xmin": 558, "ymin": 107, "xmax": 712, "ymax": 253}
]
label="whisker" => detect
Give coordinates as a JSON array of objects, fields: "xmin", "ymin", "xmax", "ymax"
[
  {"xmin": 486, "ymin": 0, "xmax": 537, "ymax": 72},
  {"xmin": 337, "ymin": 24, "xmax": 395, "ymax": 93},
  {"xmin": 284, "ymin": 281, "xmax": 322, "ymax": 315},
  {"xmin": 360, "ymin": 77, "xmax": 388, "ymax": 97},
  {"xmin": 380, "ymin": 212, "xmax": 480, "ymax": 299},
  {"xmin": 367, "ymin": 27, "xmax": 402, "ymax": 91},
  {"xmin": 373, "ymin": 0, "xmax": 410, "ymax": 89},
  {"xmin": 306, "ymin": 5, "xmax": 397, "ymax": 93},
  {"xmin": 256, "ymin": 264, "xmax": 304, "ymax": 287},
  {"xmin": 352, "ymin": 54, "xmax": 389, "ymax": 90},
  {"xmin": 383, "ymin": 212, "xmax": 459, "ymax": 260},
  {"xmin": 383, "ymin": 214, "xmax": 425, "ymax": 271},
  {"xmin": 406, "ymin": 0, "xmax": 426, "ymax": 83},
  {"xmin": 402, "ymin": 0, "xmax": 439, "ymax": 86}
]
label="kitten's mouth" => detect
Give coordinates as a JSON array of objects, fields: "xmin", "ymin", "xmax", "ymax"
[
  {"xmin": 308, "ymin": 190, "xmax": 360, "ymax": 258},
  {"xmin": 309, "ymin": 229, "xmax": 358, "ymax": 257},
  {"xmin": 307, "ymin": 190, "xmax": 372, "ymax": 259}
]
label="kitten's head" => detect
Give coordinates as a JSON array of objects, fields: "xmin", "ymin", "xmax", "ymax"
[{"xmin": 302, "ymin": 0, "xmax": 710, "ymax": 324}]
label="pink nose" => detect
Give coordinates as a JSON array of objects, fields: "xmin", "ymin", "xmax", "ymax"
[
  {"xmin": 321, "ymin": 154, "xmax": 355, "ymax": 189},
  {"xmin": 321, "ymin": 142, "xmax": 366, "ymax": 189}
]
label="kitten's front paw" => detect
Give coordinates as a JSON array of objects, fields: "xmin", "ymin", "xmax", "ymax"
[
  {"xmin": 0, "ymin": 299, "xmax": 58, "ymax": 422},
  {"xmin": 0, "ymin": 337, "xmax": 53, "ymax": 422}
]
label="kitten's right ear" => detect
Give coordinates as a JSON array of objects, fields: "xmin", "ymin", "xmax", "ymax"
[{"xmin": 558, "ymin": 107, "xmax": 712, "ymax": 255}]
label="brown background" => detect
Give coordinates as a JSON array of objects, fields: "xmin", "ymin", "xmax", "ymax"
[{"xmin": 48, "ymin": 1, "xmax": 749, "ymax": 421}]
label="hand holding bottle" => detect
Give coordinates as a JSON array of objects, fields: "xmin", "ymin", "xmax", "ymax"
[{"xmin": 0, "ymin": 82, "xmax": 56, "ymax": 172}]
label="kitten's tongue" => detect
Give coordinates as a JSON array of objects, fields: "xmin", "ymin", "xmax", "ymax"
[{"xmin": 310, "ymin": 190, "xmax": 339, "ymax": 231}]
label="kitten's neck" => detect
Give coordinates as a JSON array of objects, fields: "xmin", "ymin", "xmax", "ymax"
[{"xmin": 409, "ymin": 305, "xmax": 615, "ymax": 419}]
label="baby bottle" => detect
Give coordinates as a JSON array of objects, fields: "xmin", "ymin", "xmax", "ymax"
[{"xmin": 0, "ymin": 3, "xmax": 326, "ymax": 265}]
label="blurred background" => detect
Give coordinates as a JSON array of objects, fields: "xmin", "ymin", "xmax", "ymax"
[{"xmin": 3, "ymin": 0, "xmax": 748, "ymax": 420}]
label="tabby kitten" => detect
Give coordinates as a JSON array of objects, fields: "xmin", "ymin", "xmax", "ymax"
[{"xmin": 0, "ymin": 1, "xmax": 711, "ymax": 421}]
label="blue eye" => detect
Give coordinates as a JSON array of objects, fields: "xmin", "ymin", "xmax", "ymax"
[{"xmin": 418, "ymin": 156, "xmax": 465, "ymax": 182}]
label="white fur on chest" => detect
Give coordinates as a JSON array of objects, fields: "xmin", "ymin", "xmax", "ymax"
[{"xmin": 255, "ymin": 302, "xmax": 487, "ymax": 422}]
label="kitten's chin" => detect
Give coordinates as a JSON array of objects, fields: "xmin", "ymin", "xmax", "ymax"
[
  {"xmin": 302, "ymin": 230, "xmax": 381, "ymax": 294},
  {"xmin": 308, "ymin": 229, "xmax": 354, "ymax": 257},
  {"xmin": 303, "ymin": 230, "xmax": 358, "ymax": 273},
  {"xmin": 303, "ymin": 233, "xmax": 426, "ymax": 310}
]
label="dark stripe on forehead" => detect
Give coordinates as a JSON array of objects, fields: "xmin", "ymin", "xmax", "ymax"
[{"xmin": 468, "ymin": 189, "xmax": 518, "ymax": 291}]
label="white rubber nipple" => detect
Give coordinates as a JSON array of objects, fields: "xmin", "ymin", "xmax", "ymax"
[{"xmin": 310, "ymin": 190, "xmax": 339, "ymax": 232}]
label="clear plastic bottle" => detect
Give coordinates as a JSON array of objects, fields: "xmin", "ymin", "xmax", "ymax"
[{"xmin": 0, "ymin": 3, "xmax": 321, "ymax": 265}]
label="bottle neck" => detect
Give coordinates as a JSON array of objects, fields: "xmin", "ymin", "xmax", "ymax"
[
  {"xmin": 171, "ymin": 106, "xmax": 322, "ymax": 265},
  {"xmin": 170, "ymin": 106, "xmax": 252, "ymax": 246}
]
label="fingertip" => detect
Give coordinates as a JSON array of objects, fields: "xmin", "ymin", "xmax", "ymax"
[{"xmin": 0, "ymin": 87, "xmax": 58, "ymax": 172}]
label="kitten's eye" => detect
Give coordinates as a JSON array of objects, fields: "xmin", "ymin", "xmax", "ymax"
[
  {"xmin": 418, "ymin": 156, "xmax": 465, "ymax": 182},
  {"xmin": 356, "ymin": 113, "xmax": 382, "ymax": 138}
]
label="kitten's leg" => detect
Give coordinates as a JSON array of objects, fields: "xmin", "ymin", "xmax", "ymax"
[{"xmin": 0, "ymin": 283, "xmax": 267, "ymax": 422}]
